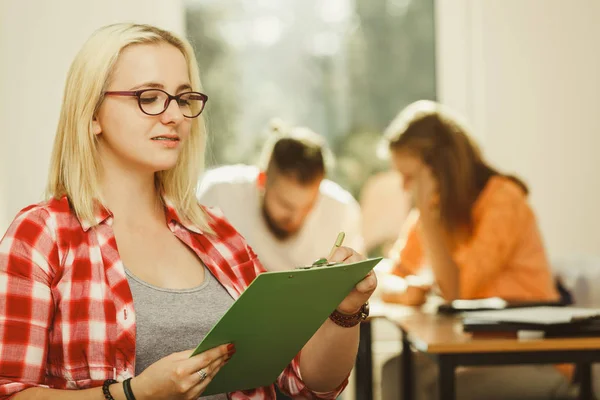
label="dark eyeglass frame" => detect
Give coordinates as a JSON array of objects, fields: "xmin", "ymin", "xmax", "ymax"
[{"xmin": 104, "ymin": 88, "xmax": 208, "ymax": 118}]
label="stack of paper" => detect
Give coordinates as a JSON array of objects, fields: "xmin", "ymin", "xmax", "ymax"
[{"xmin": 463, "ymin": 307, "xmax": 600, "ymax": 325}]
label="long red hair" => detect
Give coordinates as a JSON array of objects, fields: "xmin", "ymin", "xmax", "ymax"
[{"xmin": 385, "ymin": 100, "xmax": 527, "ymax": 235}]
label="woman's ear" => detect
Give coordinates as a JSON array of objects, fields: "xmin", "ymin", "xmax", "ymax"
[{"xmin": 92, "ymin": 117, "xmax": 102, "ymax": 136}]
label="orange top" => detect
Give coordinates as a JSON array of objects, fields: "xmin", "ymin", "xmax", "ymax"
[{"xmin": 391, "ymin": 176, "xmax": 559, "ymax": 302}]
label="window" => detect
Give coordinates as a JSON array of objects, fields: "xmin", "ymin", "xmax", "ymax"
[{"xmin": 186, "ymin": 0, "xmax": 436, "ymax": 198}]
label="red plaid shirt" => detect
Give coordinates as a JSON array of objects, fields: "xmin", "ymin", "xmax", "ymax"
[{"xmin": 0, "ymin": 196, "xmax": 346, "ymax": 399}]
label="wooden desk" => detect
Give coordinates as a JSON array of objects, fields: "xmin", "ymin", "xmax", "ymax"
[
  {"xmin": 387, "ymin": 310, "xmax": 600, "ymax": 400},
  {"xmin": 399, "ymin": 312, "xmax": 600, "ymax": 353}
]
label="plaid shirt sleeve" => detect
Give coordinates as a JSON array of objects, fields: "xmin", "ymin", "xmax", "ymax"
[
  {"xmin": 0, "ymin": 206, "xmax": 57, "ymax": 397},
  {"xmin": 276, "ymin": 355, "xmax": 348, "ymax": 399}
]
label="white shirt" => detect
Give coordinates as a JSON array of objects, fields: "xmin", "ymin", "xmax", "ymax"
[{"xmin": 197, "ymin": 165, "xmax": 364, "ymax": 272}]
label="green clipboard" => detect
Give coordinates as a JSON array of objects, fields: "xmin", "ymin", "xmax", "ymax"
[{"xmin": 191, "ymin": 257, "xmax": 382, "ymax": 395}]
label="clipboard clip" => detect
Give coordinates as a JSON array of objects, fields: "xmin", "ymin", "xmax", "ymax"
[
  {"xmin": 295, "ymin": 233, "xmax": 345, "ymax": 270},
  {"xmin": 295, "ymin": 258, "xmax": 339, "ymax": 270}
]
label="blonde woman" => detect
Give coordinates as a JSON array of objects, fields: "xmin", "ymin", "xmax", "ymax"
[{"xmin": 0, "ymin": 23, "xmax": 376, "ymax": 400}]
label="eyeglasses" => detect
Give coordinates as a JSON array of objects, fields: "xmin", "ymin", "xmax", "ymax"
[{"xmin": 104, "ymin": 89, "xmax": 208, "ymax": 118}]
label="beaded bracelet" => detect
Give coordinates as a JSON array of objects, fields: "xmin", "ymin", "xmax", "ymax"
[{"xmin": 102, "ymin": 379, "xmax": 117, "ymax": 400}]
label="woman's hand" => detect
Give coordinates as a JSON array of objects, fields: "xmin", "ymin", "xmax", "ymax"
[
  {"xmin": 381, "ymin": 285, "xmax": 429, "ymax": 306},
  {"xmin": 412, "ymin": 165, "xmax": 439, "ymax": 217},
  {"xmin": 130, "ymin": 343, "xmax": 235, "ymax": 400},
  {"xmin": 329, "ymin": 246, "xmax": 378, "ymax": 314},
  {"xmin": 379, "ymin": 272, "xmax": 431, "ymax": 306}
]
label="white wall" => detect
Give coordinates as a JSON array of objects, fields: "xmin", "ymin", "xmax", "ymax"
[
  {"xmin": 0, "ymin": 0, "xmax": 184, "ymax": 233},
  {"xmin": 435, "ymin": 0, "xmax": 600, "ymax": 259}
]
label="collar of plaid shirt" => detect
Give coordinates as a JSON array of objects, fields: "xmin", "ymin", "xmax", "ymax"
[{"xmin": 0, "ymin": 196, "xmax": 345, "ymax": 399}]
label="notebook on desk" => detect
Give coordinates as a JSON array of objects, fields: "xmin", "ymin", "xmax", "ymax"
[
  {"xmin": 436, "ymin": 297, "xmax": 566, "ymax": 315},
  {"xmin": 190, "ymin": 257, "xmax": 382, "ymax": 395},
  {"xmin": 462, "ymin": 306, "xmax": 600, "ymax": 337}
]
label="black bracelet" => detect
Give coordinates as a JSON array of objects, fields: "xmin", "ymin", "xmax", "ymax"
[
  {"xmin": 123, "ymin": 377, "xmax": 137, "ymax": 400},
  {"xmin": 102, "ymin": 379, "xmax": 117, "ymax": 400}
]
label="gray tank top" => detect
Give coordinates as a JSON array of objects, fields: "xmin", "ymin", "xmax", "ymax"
[{"xmin": 125, "ymin": 265, "xmax": 234, "ymax": 399}]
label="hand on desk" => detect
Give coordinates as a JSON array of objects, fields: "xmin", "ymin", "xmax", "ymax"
[
  {"xmin": 381, "ymin": 286, "xmax": 429, "ymax": 306},
  {"xmin": 379, "ymin": 274, "xmax": 431, "ymax": 306},
  {"xmin": 329, "ymin": 246, "xmax": 377, "ymax": 314}
]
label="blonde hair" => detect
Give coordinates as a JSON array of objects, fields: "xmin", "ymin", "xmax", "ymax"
[{"xmin": 47, "ymin": 23, "xmax": 211, "ymax": 231}]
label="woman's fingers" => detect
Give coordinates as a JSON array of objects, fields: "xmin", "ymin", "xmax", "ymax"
[
  {"xmin": 189, "ymin": 360, "xmax": 228, "ymax": 398},
  {"xmin": 329, "ymin": 246, "xmax": 366, "ymax": 264},
  {"xmin": 191, "ymin": 351, "xmax": 230, "ymax": 385},
  {"xmin": 184, "ymin": 343, "xmax": 234, "ymax": 376},
  {"xmin": 328, "ymin": 246, "xmax": 376, "ymax": 294},
  {"xmin": 355, "ymin": 270, "xmax": 378, "ymax": 294},
  {"xmin": 179, "ymin": 344, "xmax": 235, "ymax": 398}
]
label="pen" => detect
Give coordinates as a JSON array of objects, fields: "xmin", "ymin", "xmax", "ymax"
[
  {"xmin": 310, "ymin": 232, "xmax": 346, "ymax": 267},
  {"xmin": 327, "ymin": 231, "xmax": 346, "ymax": 260}
]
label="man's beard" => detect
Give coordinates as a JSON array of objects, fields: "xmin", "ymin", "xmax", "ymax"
[{"xmin": 261, "ymin": 204, "xmax": 296, "ymax": 241}]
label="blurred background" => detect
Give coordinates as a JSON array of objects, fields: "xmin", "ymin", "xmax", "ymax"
[
  {"xmin": 2, "ymin": 0, "xmax": 599, "ymax": 260},
  {"xmin": 1, "ymin": 1, "xmax": 600, "ymax": 398},
  {"xmin": 185, "ymin": 0, "xmax": 436, "ymax": 199}
]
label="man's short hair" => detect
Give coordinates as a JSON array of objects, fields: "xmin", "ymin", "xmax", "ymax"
[{"xmin": 259, "ymin": 120, "xmax": 334, "ymax": 184}]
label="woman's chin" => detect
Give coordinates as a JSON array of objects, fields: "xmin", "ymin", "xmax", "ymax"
[{"xmin": 149, "ymin": 158, "xmax": 180, "ymax": 173}]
